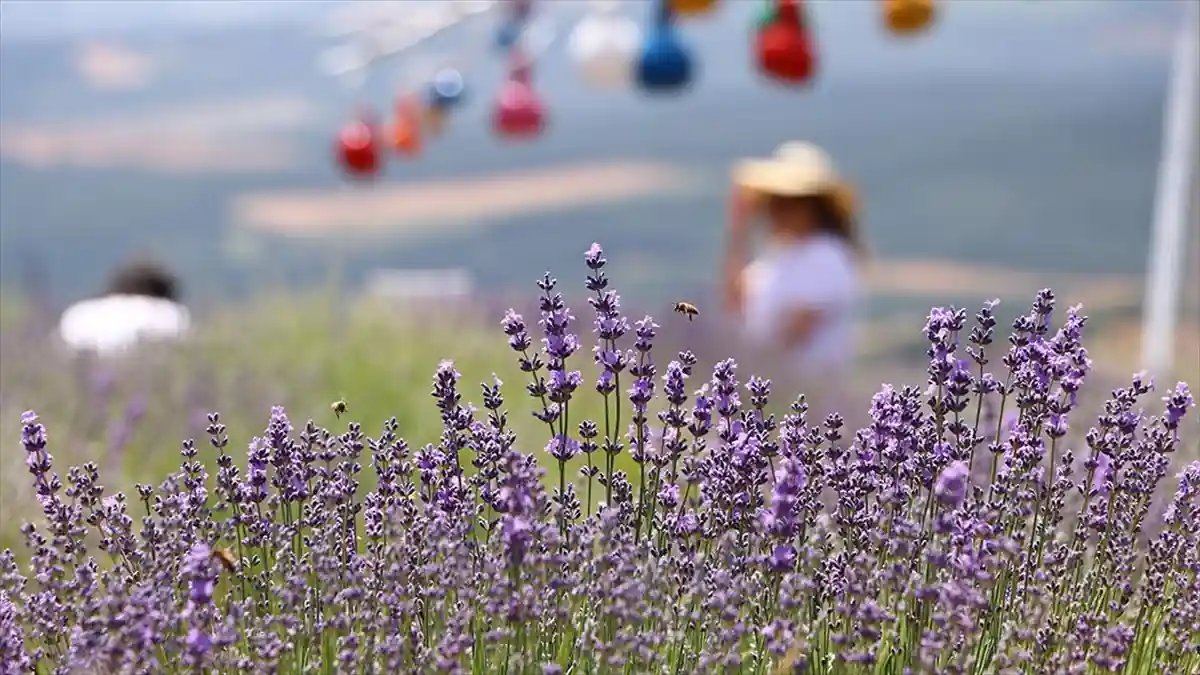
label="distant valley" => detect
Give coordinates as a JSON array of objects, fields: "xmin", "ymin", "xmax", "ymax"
[{"xmin": 0, "ymin": 1, "xmax": 1181, "ymax": 308}]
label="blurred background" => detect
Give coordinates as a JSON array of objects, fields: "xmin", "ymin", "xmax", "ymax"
[{"xmin": 1, "ymin": 0, "xmax": 1198, "ymax": 425}]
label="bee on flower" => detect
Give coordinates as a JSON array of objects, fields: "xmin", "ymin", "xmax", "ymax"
[{"xmin": 211, "ymin": 547, "xmax": 237, "ymax": 574}]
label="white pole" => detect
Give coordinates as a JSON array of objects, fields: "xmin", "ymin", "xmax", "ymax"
[{"xmin": 1141, "ymin": 0, "xmax": 1199, "ymax": 379}]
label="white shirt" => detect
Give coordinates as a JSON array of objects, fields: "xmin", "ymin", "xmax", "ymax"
[
  {"xmin": 741, "ymin": 233, "xmax": 859, "ymax": 376},
  {"xmin": 57, "ymin": 294, "xmax": 191, "ymax": 358}
]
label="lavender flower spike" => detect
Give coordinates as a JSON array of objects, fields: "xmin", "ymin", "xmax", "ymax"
[
  {"xmin": 934, "ymin": 460, "xmax": 970, "ymax": 507},
  {"xmin": 0, "ymin": 591, "xmax": 32, "ymax": 673}
]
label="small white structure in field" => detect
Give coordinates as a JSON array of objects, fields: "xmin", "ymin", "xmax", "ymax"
[
  {"xmin": 59, "ymin": 295, "xmax": 190, "ymax": 357},
  {"xmin": 57, "ymin": 259, "xmax": 191, "ymax": 358},
  {"xmin": 364, "ymin": 268, "xmax": 475, "ymax": 303}
]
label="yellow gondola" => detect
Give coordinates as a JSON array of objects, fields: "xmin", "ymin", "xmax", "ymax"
[
  {"xmin": 669, "ymin": 0, "xmax": 718, "ymax": 19},
  {"xmin": 883, "ymin": 0, "xmax": 937, "ymax": 37}
]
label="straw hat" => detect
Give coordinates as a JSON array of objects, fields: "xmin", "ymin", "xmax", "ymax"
[{"xmin": 733, "ymin": 141, "xmax": 858, "ymax": 222}]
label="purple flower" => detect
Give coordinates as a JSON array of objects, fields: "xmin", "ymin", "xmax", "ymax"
[
  {"xmin": 762, "ymin": 457, "xmax": 806, "ymax": 539},
  {"xmin": 584, "ymin": 242, "xmax": 605, "ymax": 270},
  {"xmin": 628, "ymin": 378, "xmax": 654, "ymax": 411},
  {"xmin": 502, "ymin": 309, "xmax": 533, "ymax": 353},
  {"xmin": 183, "ymin": 543, "xmax": 216, "ymax": 610},
  {"xmin": 0, "ymin": 592, "xmax": 32, "ymax": 672},
  {"xmin": 21, "ymin": 410, "xmax": 56, "ymax": 502},
  {"xmin": 0, "ymin": 255, "xmax": 1194, "ymax": 675},
  {"xmin": 934, "ymin": 460, "xmax": 970, "ymax": 507},
  {"xmin": 633, "ymin": 315, "xmax": 658, "ymax": 353},
  {"xmin": 767, "ymin": 544, "xmax": 797, "ymax": 573},
  {"xmin": 545, "ymin": 434, "xmax": 579, "ymax": 462},
  {"xmin": 1091, "ymin": 451, "xmax": 1112, "ymax": 496},
  {"xmin": 663, "ymin": 360, "xmax": 688, "ymax": 408},
  {"xmin": 185, "ymin": 627, "xmax": 212, "ymax": 659},
  {"xmin": 1164, "ymin": 461, "xmax": 1200, "ymax": 526},
  {"xmin": 106, "ymin": 394, "xmax": 147, "ymax": 470},
  {"xmin": 1163, "ymin": 382, "xmax": 1195, "ymax": 431},
  {"xmin": 537, "ymin": 273, "xmax": 580, "ymax": 362},
  {"xmin": 547, "ymin": 368, "xmax": 582, "ymax": 404}
]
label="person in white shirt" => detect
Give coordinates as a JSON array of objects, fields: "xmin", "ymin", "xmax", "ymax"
[
  {"xmin": 722, "ymin": 141, "xmax": 864, "ymax": 418},
  {"xmin": 57, "ymin": 259, "xmax": 191, "ymax": 358}
]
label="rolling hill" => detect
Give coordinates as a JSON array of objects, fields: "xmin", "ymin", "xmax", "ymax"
[{"xmin": 0, "ymin": 1, "xmax": 1182, "ymax": 305}]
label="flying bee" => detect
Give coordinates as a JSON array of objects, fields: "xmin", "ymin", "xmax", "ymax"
[
  {"xmin": 673, "ymin": 301, "xmax": 699, "ymax": 321},
  {"xmin": 211, "ymin": 547, "xmax": 238, "ymax": 574},
  {"xmin": 331, "ymin": 398, "xmax": 348, "ymax": 419}
]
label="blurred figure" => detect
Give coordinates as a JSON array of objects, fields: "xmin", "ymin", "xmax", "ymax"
[
  {"xmin": 57, "ymin": 259, "xmax": 191, "ymax": 357},
  {"xmin": 722, "ymin": 141, "xmax": 863, "ymax": 414}
]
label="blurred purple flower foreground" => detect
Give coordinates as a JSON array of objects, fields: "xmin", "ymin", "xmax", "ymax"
[{"xmin": 2, "ymin": 243, "xmax": 1198, "ymax": 675}]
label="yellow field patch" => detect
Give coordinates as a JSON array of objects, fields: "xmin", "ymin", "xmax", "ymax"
[
  {"xmin": 862, "ymin": 259, "xmax": 1144, "ymax": 308},
  {"xmin": 1084, "ymin": 318, "xmax": 1200, "ymax": 383},
  {"xmin": 73, "ymin": 41, "xmax": 156, "ymax": 91},
  {"xmin": 0, "ymin": 95, "xmax": 312, "ymax": 174},
  {"xmin": 229, "ymin": 161, "xmax": 698, "ymax": 238}
]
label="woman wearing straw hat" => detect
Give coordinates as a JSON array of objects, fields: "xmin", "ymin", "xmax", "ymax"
[{"xmin": 723, "ymin": 141, "xmax": 863, "ymax": 415}]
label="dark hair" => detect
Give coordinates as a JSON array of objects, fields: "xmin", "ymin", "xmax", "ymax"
[
  {"xmin": 766, "ymin": 193, "xmax": 865, "ymax": 257},
  {"xmin": 104, "ymin": 259, "xmax": 181, "ymax": 302}
]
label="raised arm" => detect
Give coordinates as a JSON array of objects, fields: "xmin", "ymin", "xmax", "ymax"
[
  {"xmin": 778, "ymin": 307, "xmax": 824, "ymax": 349},
  {"xmin": 723, "ymin": 186, "xmax": 756, "ymax": 315}
]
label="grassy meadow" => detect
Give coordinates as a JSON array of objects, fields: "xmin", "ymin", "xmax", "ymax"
[
  {"xmin": 3, "ymin": 274, "xmax": 1196, "ymax": 554},
  {"xmin": 0, "ymin": 291, "xmax": 601, "ymax": 546}
]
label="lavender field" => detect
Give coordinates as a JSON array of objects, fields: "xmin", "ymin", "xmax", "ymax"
[{"xmin": 1, "ymin": 243, "xmax": 1198, "ymax": 674}]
